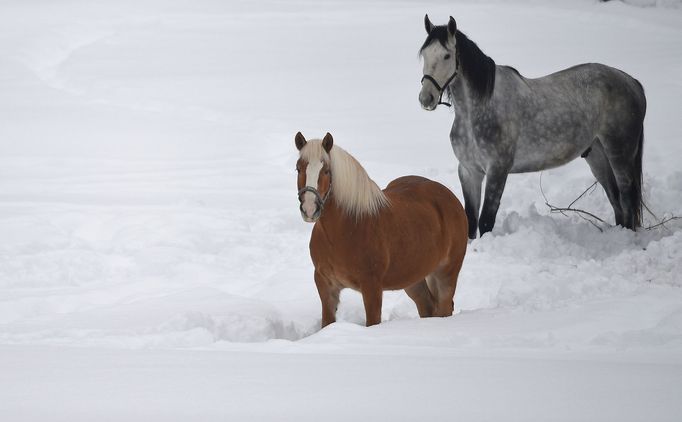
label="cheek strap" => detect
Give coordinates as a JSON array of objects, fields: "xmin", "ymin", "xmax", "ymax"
[
  {"xmin": 297, "ymin": 176, "xmax": 332, "ymax": 213},
  {"xmin": 421, "ymin": 53, "xmax": 460, "ymax": 108}
]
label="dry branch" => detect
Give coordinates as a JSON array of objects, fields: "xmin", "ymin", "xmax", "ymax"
[
  {"xmin": 539, "ymin": 174, "xmax": 609, "ymax": 232},
  {"xmin": 539, "ymin": 173, "xmax": 680, "ymax": 232}
]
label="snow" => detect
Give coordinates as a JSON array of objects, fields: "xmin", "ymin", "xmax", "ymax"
[{"xmin": 1, "ymin": 0, "xmax": 681, "ymax": 420}]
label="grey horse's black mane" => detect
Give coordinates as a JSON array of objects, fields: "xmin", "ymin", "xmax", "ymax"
[{"xmin": 420, "ymin": 27, "xmax": 496, "ymax": 100}]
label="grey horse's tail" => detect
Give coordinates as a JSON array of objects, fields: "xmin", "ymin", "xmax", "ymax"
[{"xmin": 633, "ymin": 125, "xmax": 644, "ymax": 228}]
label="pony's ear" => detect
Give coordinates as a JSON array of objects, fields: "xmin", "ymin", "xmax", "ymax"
[
  {"xmin": 448, "ymin": 16, "xmax": 457, "ymax": 36},
  {"xmin": 322, "ymin": 133, "xmax": 333, "ymax": 153},
  {"xmin": 295, "ymin": 132, "xmax": 307, "ymax": 151},
  {"xmin": 424, "ymin": 14, "xmax": 434, "ymax": 34}
]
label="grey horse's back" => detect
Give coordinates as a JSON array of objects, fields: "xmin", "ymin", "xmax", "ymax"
[
  {"xmin": 557, "ymin": 63, "xmax": 646, "ymax": 146},
  {"xmin": 503, "ymin": 62, "xmax": 646, "ymax": 173},
  {"xmin": 522, "ymin": 62, "xmax": 646, "ymax": 226},
  {"xmin": 533, "ymin": 62, "xmax": 646, "ymax": 120}
]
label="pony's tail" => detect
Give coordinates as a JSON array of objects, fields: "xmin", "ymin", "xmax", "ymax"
[{"xmin": 632, "ymin": 125, "xmax": 644, "ymax": 228}]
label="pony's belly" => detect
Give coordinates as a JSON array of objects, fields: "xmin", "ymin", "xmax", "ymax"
[
  {"xmin": 382, "ymin": 275, "xmax": 430, "ymax": 291},
  {"xmin": 312, "ymin": 262, "xmax": 361, "ymax": 291},
  {"xmin": 323, "ymin": 263, "xmax": 430, "ymax": 292},
  {"xmin": 332, "ymin": 275, "xmax": 362, "ymax": 291},
  {"xmin": 313, "ymin": 234, "xmax": 445, "ymax": 292},
  {"xmin": 381, "ymin": 251, "xmax": 446, "ymax": 291}
]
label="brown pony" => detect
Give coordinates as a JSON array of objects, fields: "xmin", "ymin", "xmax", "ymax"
[{"xmin": 295, "ymin": 132, "xmax": 468, "ymax": 327}]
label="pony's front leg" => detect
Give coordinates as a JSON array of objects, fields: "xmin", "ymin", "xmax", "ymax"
[
  {"xmin": 479, "ymin": 166, "xmax": 510, "ymax": 236},
  {"xmin": 458, "ymin": 164, "xmax": 484, "ymax": 239},
  {"xmin": 361, "ymin": 284, "xmax": 383, "ymax": 327},
  {"xmin": 314, "ymin": 271, "xmax": 340, "ymax": 328}
]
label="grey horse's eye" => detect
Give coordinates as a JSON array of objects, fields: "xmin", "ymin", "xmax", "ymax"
[{"xmin": 444, "ymin": 54, "xmax": 451, "ymax": 60}]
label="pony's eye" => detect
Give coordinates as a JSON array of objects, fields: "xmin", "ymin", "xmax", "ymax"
[{"xmin": 444, "ymin": 54, "xmax": 451, "ymax": 60}]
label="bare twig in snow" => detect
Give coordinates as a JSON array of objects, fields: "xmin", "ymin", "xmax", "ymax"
[
  {"xmin": 645, "ymin": 215, "xmax": 682, "ymax": 231},
  {"xmin": 539, "ymin": 173, "xmax": 680, "ymax": 232},
  {"xmin": 540, "ymin": 174, "xmax": 609, "ymax": 232}
]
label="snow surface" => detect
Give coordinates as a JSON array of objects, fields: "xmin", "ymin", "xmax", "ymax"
[{"xmin": 1, "ymin": 0, "xmax": 681, "ymax": 420}]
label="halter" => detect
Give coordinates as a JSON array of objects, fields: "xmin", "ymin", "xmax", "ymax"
[
  {"xmin": 298, "ymin": 176, "xmax": 332, "ymax": 216},
  {"xmin": 421, "ymin": 53, "xmax": 459, "ymax": 108}
]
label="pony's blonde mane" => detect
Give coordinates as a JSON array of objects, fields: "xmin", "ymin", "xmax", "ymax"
[{"xmin": 300, "ymin": 140, "xmax": 389, "ymax": 218}]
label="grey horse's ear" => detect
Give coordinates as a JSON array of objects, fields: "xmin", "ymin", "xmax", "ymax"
[
  {"xmin": 448, "ymin": 16, "xmax": 457, "ymax": 36},
  {"xmin": 295, "ymin": 132, "xmax": 307, "ymax": 151},
  {"xmin": 424, "ymin": 14, "xmax": 434, "ymax": 34},
  {"xmin": 322, "ymin": 133, "xmax": 333, "ymax": 153}
]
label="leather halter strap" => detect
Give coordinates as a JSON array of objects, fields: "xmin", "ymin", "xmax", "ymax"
[{"xmin": 297, "ymin": 176, "xmax": 332, "ymax": 214}]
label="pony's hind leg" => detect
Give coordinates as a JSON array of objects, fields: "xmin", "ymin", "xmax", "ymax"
[
  {"xmin": 426, "ymin": 269, "xmax": 459, "ymax": 317},
  {"xmin": 584, "ymin": 139, "xmax": 624, "ymax": 226},
  {"xmin": 458, "ymin": 164, "xmax": 484, "ymax": 239},
  {"xmin": 405, "ymin": 280, "xmax": 435, "ymax": 318}
]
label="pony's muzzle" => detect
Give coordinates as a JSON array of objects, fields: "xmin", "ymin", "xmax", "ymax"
[
  {"xmin": 299, "ymin": 192, "xmax": 322, "ymax": 223},
  {"xmin": 299, "ymin": 203, "xmax": 321, "ymax": 222}
]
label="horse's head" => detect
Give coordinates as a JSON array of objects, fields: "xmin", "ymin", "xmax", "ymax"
[
  {"xmin": 419, "ymin": 15, "xmax": 459, "ymax": 111},
  {"xmin": 294, "ymin": 132, "xmax": 333, "ymax": 223}
]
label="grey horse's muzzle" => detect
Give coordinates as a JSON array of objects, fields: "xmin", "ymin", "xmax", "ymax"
[{"xmin": 420, "ymin": 72, "xmax": 457, "ymax": 108}]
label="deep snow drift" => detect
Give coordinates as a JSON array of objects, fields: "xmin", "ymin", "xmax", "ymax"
[{"xmin": 1, "ymin": 0, "xmax": 681, "ymax": 420}]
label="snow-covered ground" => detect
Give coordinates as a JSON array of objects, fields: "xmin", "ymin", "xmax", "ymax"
[{"xmin": 1, "ymin": 0, "xmax": 681, "ymax": 420}]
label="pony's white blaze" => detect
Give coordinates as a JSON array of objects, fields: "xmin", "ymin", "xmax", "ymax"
[
  {"xmin": 420, "ymin": 42, "xmax": 455, "ymax": 110},
  {"xmin": 301, "ymin": 159, "xmax": 323, "ymax": 219}
]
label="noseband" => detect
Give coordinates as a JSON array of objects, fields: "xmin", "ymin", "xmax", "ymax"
[
  {"xmin": 421, "ymin": 53, "xmax": 460, "ymax": 108},
  {"xmin": 298, "ymin": 177, "xmax": 332, "ymax": 216}
]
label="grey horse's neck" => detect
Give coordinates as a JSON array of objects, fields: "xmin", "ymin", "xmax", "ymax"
[
  {"xmin": 447, "ymin": 30, "xmax": 498, "ymax": 113},
  {"xmin": 448, "ymin": 75, "xmax": 489, "ymax": 116}
]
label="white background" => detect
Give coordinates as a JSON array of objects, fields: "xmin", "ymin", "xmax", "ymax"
[{"xmin": 1, "ymin": 0, "xmax": 681, "ymax": 420}]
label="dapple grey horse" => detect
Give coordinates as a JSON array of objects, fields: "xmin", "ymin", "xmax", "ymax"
[{"xmin": 419, "ymin": 15, "xmax": 646, "ymax": 239}]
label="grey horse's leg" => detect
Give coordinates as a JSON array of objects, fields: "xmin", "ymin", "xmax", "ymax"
[
  {"xmin": 458, "ymin": 164, "xmax": 484, "ymax": 239},
  {"xmin": 478, "ymin": 166, "xmax": 510, "ymax": 236},
  {"xmin": 609, "ymin": 157, "xmax": 637, "ymax": 229},
  {"xmin": 584, "ymin": 140, "xmax": 624, "ymax": 226},
  {"xmin": 601, "ymin": 132, "xmax": 642, "ymax": 230}
]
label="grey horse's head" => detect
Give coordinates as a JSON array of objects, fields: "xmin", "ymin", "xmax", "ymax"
[{"xmin": 419, "ymin": 15, "xmax": 458, "ymax": 111}]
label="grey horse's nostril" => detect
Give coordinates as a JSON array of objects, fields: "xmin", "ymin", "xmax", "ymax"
[{"xmin": 419, "ymin": 92, "xmax": 434, "ymax": 106}]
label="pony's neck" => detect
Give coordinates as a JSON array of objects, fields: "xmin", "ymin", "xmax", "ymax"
[{"xmin": 316, "ymin": 191, "xmax": 362, "ymax": 235}]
